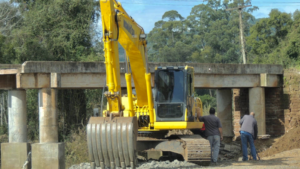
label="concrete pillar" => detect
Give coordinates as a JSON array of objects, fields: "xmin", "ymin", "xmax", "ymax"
[
  {"xmin": 38, "ymin": 88, "xmax": 58, "ymax": 143},
  {"xmin": 2, "ymin": 90, "xmax": 30, "ymax": 169},
  {"xmin": 8, "ymin": 90, "xmax": 27, "ymax": 143},
  {"xmin": 32, "ymin": 88, "xmax": 65, "ymax": 169},
  {"xmin": 217, "ymin": 89, "xmax": 234, "ymax": 137},
  {"xmin": 249, "ymin": 87, "xmax": 266, "ymax": 135}
]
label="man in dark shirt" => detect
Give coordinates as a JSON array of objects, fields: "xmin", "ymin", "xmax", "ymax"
[
  {"xmin": 240, "ymin": 112, "xmax": 258, "ymax": 161},
  {"xmin": 199, "ymin": 107, "xmax": 223, "ymax": 163}
]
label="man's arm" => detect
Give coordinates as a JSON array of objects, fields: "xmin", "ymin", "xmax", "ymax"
[
  {"xmin": 218, "ymin": 119, "xmax": 223, "ymax": 140},
  {"xmin": 254, "ymin": 121, "xmax": 258, "ymax": 140},
  {"xmin": 219, "ymin": 128, "xmax": 223, "ymax": 141},
  {"xmin": 239, "ymin": 115, "xmax": 245, "ymax": 126},
  {"xmin": 199, "ymin": 116, "xmax": 204, "ymax": 122}
]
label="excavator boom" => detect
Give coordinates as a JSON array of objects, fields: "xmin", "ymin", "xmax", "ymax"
[
  {"xmin": 87, "ymin": 0, "xmax": 153, "ymax": 168},
  {"xmin": 87, "ymin": 1, "xmax": 211, "ymax": 168}
]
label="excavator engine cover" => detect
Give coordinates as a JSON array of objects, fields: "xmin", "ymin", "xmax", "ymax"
[{"xmin": 87, "ymin": 116, "xmax": 138, "ymax": 168}]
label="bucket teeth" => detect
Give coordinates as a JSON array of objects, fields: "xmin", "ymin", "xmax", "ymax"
[{"xmin": 87, "ymin": 117, "xmax": 138, "ymax": 168}]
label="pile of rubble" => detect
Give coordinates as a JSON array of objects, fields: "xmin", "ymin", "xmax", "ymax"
[{"xmin": 219, "ymin": 143, "xmax": 242, "ymax": 161}]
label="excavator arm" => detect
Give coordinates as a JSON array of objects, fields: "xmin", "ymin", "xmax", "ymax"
[
  {"xmin": 87, "ymin": 1, "xmax": 154, "ymax": 168},
  {"xmin": 100, "ymin": 0, "xmax": 153, "ymax": 118}
]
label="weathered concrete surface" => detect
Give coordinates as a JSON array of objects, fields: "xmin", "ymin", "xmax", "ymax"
[
  {"xmin": 21, "ymin": 62, "xmax": 283, "ymax": 74},
  {"xmin": 0, "ymin": 64, "xmax": 21, "ymax": 69},
  {"xmin": 217, "ymin": 89, "xmax": 234, "ymax": 137},
  {"xmin": 32, "ymin": 143, "xmax": 65, "ymax": 169},
  {"xmin": 149, "ymin": 63, "xmax": 283, "ymax": 75},
  {"xmin": 0, "ymin": 62, "xmax": 283, "ymax": 89},
  {"xmin": 21, "ymin": 61, "xmax": 106, "ymax": 73},
  {"xmin": 8, "ymin": 90, "xmax": 27, "ymax": 143},
  {"xmin": 51, "ymin": 73, "xmax": 107, "ymax": 88},
  {"xmin": 17, "ymin": 73, "xmax": 50, "ymax": 89},
  {"xmin": 0, "ymin": 69, "xmax": 18, "ymax": 74},
  {"xmin": 39, "ymin": 88, "xmax": 58, "ymax": 143},
  {"xmin": 1, "ymin": 143, "xmax": 30, "ymax": 169},
  {"xmin": 0, "ymin": 75, "xmax": 16, "ymax": 89},
  {"xmin": 195, "ymin": 74, "xmax": 260, "ymax": 88},
  {"xmin": 249, "ymin": 87, "xmax": 266, "ymax": 135},
  {"xmin": 260, "ymin": 73, "xmax": 283, "ymax": 87},
  {"xmin": 14, "ymin": 73, "xmax": 281, "ymax": 89}
]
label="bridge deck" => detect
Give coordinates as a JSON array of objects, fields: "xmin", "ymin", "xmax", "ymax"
[{"xmin": 0, "ymin": 62, "xmax": 283, "ymax": 89}]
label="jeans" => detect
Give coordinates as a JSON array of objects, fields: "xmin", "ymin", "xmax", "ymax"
[
  {"xmin": 241, "ymin": 133, "xmax": 257, "ymax": 161},
  {"xmin": 207, "ymin": 135, "xmax": 220, "ymax": 162}
]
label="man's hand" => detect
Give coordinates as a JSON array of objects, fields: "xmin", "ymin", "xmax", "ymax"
[{"xmin": 219, "ymin": 128, "xmax": 223, "ymax": 141}]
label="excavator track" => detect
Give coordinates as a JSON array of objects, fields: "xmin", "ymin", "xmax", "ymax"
[
  {"xmin": 137, "ymin": 134, "xmax": 211, "ymax": 163},
  {"xmin": 179, "ymin": 135, "xmax": 211, "ymax": 163}
]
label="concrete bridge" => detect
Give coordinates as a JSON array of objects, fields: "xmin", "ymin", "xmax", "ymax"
[{"xmin": 0, "ymin": 62, "xmax": 283, "ymax": 169}]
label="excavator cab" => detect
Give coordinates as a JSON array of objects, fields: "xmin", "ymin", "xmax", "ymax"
[{"xmin": 154, "ymin": 66, "xmax": 194, "ymax": 122}]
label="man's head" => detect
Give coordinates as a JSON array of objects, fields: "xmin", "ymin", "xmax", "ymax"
[
  {"xmin": 209, "ymin": 107, "xmax": 215, "ymax": 115},
  {"xmin": 250, "ymin": 112, "xmax": 255, "ymax": 117}
]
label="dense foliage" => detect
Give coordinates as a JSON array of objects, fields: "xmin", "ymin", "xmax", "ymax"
[
  {"xmin": 0, "ymin": 0, "xmax": 103, "ymax": 141},
  {"xmin": 247, "ymin": 9, "xmax": 300, "ymax": 67},
  {"xmin": 147, "ymin": 0, "xmax": 258, "ymax": 63}
]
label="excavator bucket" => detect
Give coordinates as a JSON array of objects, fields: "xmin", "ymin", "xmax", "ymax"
[{"xmin": 87, "ymin": 116, "xmax": 138, "ymax": 168}]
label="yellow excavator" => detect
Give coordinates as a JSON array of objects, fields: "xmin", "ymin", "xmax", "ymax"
[{"xmin": 87, "ymin": 0, "xmax": 211, "ymax": 168}]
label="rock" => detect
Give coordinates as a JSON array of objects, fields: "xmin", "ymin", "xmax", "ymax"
[
  {"xmin": 173, "ymin": 159, "xmax": 180, "ymax": 165},
  {"xmin": 238, "ymin": 157, "xmax": 243, "ymax": 161}
]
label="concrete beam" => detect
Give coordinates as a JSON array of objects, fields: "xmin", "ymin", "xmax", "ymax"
[
  {"xmin": 0, "ymin": 64, "xmax": 21, "ymax": 69},
  {"xmin": 249, "ymin": 88, "xmax": 266, "ymax": 135},
  {"xmin": 149, "ymin": 63, "xmax": 283, "ymax": 75},
  {"xmin": 194, "ymin": 74, "xmax": 261, "ymax": 88},
  {"xmin": 8, "ymin": 90, "xmax": 27, "ymax": 143},
  {"xmin": 15, "ymin": 73, "xmax": 281, "ymax": 89},
  {"xmin": 17, "ymin": 73, "xmax": 50, "ymax": 89},
  {"xmin": 21, "ymin": 61, "xmax": 106, "ymax": 73},
  {"xmin": 39, "ymin": 88, "xmax": 58, "ymax": 143},
  {"xmin": 0, "ymin": 75, "xmax": 16, "ymax": 89},
  {"xmin": 217, "ymin": 89, "xmax": 234, "ymax": 137},
  {"xmin": 0, "ymin": 69, "xmax": 18, "ymax": 75},
  {"xmin": 21, "ymin": 61, "xmax": 283, "ymax": 75},
  {"xmin": 51, "ymin": 73, "xmax": 107, "ymax": 88},
  {"xmin": 260, "ymin": 73, "xmax": 283, "ymax": 87},
  {"xmin": 17, "ymin": 73, "xmax": 137, "ymax": 89}
]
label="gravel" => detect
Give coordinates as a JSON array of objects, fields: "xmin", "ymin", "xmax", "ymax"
[{"xmin": 69, "ymin": 160, "xmax": 201, "ymax": 169}]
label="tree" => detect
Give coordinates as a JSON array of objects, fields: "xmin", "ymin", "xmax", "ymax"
[
  {"xmin": 162, "ymin": 10, "xmax": 184, "ymax": 21},
  {"xmin": 0, "ymin": 34, "xmax": 16, "ymax": 63},
  {"xmin": 4, "ymin": 0, "xmax": 104, "ymax": 140},
  {"xmin": 247, "ymin": 10, "xmax": 293, "ymax": 64},
  {"xmin": 0, "ymin": 2, "xmax": 22, "ymax": 36},
  {"xmin": 186, "ymin": 0, "xmax": 257, "ymax": 63},
  {"xmin": 147, "ymin": 10, "xmax": 187, "ymax": 62},
  {"xmin": 147, "ymin": 0, "xmax": 258, "ymax": 63},
  {"xmin": 10, "ymin": 0, "xmax": 101, "ymax": 62}
]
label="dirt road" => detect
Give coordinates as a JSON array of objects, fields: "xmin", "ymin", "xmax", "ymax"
[
  {"xmin": 69, "ymin": 149, "xmax": 300, "ymax": 169},
  {"xmin": 208, "ymin": 149, "xmax": 300, "ymax": 169}
]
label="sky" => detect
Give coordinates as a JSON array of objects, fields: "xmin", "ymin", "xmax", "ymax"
[{"xmin": 114, "ymin": 0, "xmax": 300, "ymax": 33}]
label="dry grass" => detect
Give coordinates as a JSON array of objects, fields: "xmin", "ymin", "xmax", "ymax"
[
  {"xmin": 0, "ymin": 134, "xmax": 8, "ymax": 143},
  {"xmin": 65, "ymin": 128, "xmax": 89, "ymax": 168}
]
